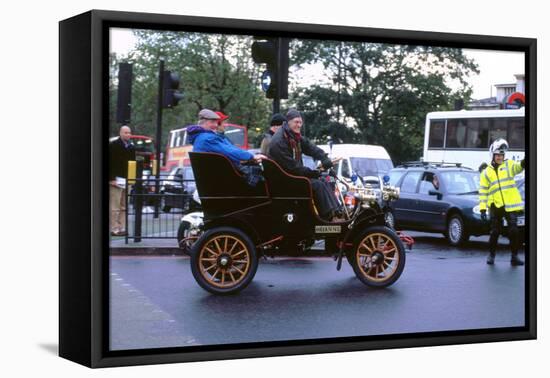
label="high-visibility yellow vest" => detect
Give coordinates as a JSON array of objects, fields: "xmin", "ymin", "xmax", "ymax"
[{"xmin": 479, "ymin": 159, "xmax": 524, "ymax": 212}]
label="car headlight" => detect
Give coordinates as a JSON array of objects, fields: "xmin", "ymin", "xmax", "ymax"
[{"xmin": 473, "ymin": 205, "xmax": 481, "ymax": 214}]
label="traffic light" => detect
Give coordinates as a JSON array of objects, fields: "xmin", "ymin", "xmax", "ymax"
[
  {"xmin": 162, "ymin": 70, "xmax": 184, "ymax": 108},
  {"xmin": 116, "ymin": 62, "xmax": 133, "ymax": 123},
  {"xmin": 251, "ymin": 37, "xmax": 289, "ymax": 99}
]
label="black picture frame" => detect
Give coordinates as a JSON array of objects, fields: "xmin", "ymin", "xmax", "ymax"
[{"xmin": 59, "ymin": 9, "xmax": 537, "ymax": 368}]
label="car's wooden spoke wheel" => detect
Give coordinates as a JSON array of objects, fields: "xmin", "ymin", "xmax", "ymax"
[
  {"xmin": 348, "ymin": 226, "xmax": 406, "ymax": 288},
  {"xmin": 356, "ymin": 232, "xmax": 400, "ymax": 283},
  {"xmin": 198, "ymin": 235, "xmax": 251, "ymax": 288},
  {"xmin": 190, "ymin": 227, "xmax": 258, "ymax": 295}
]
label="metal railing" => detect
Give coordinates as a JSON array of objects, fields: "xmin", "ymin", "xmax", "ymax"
[{"xmin": 124, "ymin": 177, "xmax": 196, "ymax": 243}]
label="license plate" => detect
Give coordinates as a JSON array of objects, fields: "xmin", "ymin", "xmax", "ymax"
[{"xmin": 315, "ymin": 225, "xmax": 342, "ymax": 234}]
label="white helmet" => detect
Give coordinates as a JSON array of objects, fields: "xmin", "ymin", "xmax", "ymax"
[{"xmin": 489, "ymin": 138, "xmax": 509, "ymax": 159}]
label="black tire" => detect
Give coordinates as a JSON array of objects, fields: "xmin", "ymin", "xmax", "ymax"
[
  {"xmin": 190, "ymin": 227, "xmax": 258, "ymax": 295},
  {"xmin": 384, "ymin": 209, "xmax": 396, "ymax": 229},
  {"xmin": 445, "ymin": 214, "xmax": 469, "ymax": 246},
  {"xmin": 347, "ymin": 226, "xmax": 406, "ymax": 288},
  {"xmin": 177, "ymin": 221, "xmax": 193, "ymax": 255}
]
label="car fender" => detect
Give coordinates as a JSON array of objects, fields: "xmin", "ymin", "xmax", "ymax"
[
  {"xmin": 181, "ymin": 211, "xmax": 204, "ymax": 228},
  {"xmin": 202, "ymin": 216, "xmax": 262, "ymax": 245},
  {"xmin": 342, "ymin": 209, "xmax": 385, "ymax": 247}
]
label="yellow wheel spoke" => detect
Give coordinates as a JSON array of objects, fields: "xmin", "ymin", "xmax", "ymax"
[
  {"xmin": 366, "ymin": 266, "xmax": 375, "ymax": 278},
  {"xmin": 228, "ymin": 240, "xmax": 239, "ymax": 254},
  {"xmin": 214, "ymin": 239, "xmax": 223, "ymax": 254},
  {"xmin": 201, "ymin": 258, "xmax": 217, "ymax": 262},
  {"xmin": 221, "ymin": 271, "xmax": 225, "ymax": 285},
  {"xmin": 383, "ymin": 247, "xmax": 396, "ymax": 254},
  {"xmin": 205, "ymin": 246, "xmax": 218, "ymax": 256},
  {"xmin": 233, "ymin": 265, "xmax": 245, "ymax": 275},
  {"xmin": 224, "ymin": 237, "xmax": 228, "ymax": 252},
  {"xmin": 361, "ymin": 242, "xmax": 374, "ymax": 253},
  {"xmin": 212, "ymin": 268, "xmax": 220, "ymax": 279},
  {"xmin": 228, "ymin": 271, "xmax": 236, "ymax": 283},
  {"xmin": 233, "ymin": 259, "xmax": 248, "ymax": 264},
  {"xmin": 232, "ymin": 249, "xmax": 247, "ymax": 258},
  {"xmin": 369, "ymin": 237, "xmax": 377, "ymax": 250},
  {"xmin": 204, "ymin": 263, "xmax": 217, "ymax": 272}
]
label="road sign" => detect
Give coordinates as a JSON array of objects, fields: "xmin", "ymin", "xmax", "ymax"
[{"xmin": 261, "ymin": 70, "xmax": 272, "ymax": 92}]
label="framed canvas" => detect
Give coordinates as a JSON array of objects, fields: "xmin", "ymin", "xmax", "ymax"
[{"xmin": 59, "ymin": 9, "xmax": 536, "ymax": 368}]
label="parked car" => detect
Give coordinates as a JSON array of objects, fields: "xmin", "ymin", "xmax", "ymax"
[
  {"xmin": 161, "ymin": 166, "xmax": 196, "ymax": 212},
  {"xmin": 318, "ymin": 143, "xmax": 394, "ymax": 183},
  {"xmin": 385, "ymin": 162, "xmax": 489, "ymax": 246}
]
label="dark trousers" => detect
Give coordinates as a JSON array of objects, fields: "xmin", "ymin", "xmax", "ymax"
[
  {"xmin": 489, "ymin": 205, "xmax": 520, "ymax": 256},
  {"xmin": 310, "ymin": 178, "xmax": 340, "ymax": 218}
]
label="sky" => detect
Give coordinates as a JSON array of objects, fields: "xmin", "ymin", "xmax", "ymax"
[{"xmin": 109, "ymin": 28, "xmax": 525, "ymax": 101}]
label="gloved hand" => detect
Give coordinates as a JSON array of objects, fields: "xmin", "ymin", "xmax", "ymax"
[
  {"xmin": 321, "ymin": 157, "xmax": 333, "ymax": 170},
  {"xmin": 480, "ymin": 209, "xmax": 487, "ymax": 221}
]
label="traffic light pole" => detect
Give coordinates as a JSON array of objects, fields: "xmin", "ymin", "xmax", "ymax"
[
  {"xmin": 154, "ymin": 59, "xmax": 165, "ymax": 218},
  {"xmin": 273, "ymin": 98, "xmax": 280, "ymax": 114}
]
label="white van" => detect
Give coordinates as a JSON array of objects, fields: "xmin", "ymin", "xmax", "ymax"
[{"xmin": 318, "ymin": 144, "xmax": 394, "ymax": 182}]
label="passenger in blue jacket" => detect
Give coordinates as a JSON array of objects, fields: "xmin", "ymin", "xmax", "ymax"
[{"xmin": 188, "ymin": 108, "xmax": 266, "ymax": 186}]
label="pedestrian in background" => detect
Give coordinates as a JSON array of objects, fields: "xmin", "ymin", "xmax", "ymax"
[
  {"xmin": 260, "ymin": 113, "xmax": 286, "ymax": 155},
  {"xmin": 109, "ymin": 125, "xmax": 136, "ymax": 236},
  {"xmin": 479, "ymin": 138, "xmax": 525, "ymax": 266}
]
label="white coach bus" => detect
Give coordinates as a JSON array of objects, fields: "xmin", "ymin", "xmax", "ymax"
[{"xmin": 422, "ymin": 108, "xmax": 525, "ymax": 170}]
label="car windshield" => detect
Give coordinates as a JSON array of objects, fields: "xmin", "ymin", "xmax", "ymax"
[
  {"xmin": 388, "ymin": 170, "xmax": 407, "ymax": 186},
  {"xmin": 440, "ymin": 171, "xmax": 480, "ymax": 194},
  {"xmin": 350, "ymin": 158, "xmax": 393, "ymax": 177},
  {"xmin": 388, "ymin": 170, "xmax": 406, "ymax": 186}
]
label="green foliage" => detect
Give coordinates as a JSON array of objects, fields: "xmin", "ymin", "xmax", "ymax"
[
  {"xmin": 290, "ymin": 40, "xmax": 479, "ymax": 163},
  {"xmin": 109, "ymin": 30, "xmax": 272, "ymax": 146}
]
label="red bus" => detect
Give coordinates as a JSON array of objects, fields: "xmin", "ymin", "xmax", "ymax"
[{"xmin": 164, "ymin": 124, "xmax": 249, "ymax": 170}]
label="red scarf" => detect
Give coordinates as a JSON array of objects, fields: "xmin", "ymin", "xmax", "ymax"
[{"xmin": 283, "ymin": 124, "xmax": 302, "ymax": 162}]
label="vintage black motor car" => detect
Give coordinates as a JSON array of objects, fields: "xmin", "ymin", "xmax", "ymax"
[{"xmin": 188, "ymin": 152, "xmax": 406, "ymax": 295}]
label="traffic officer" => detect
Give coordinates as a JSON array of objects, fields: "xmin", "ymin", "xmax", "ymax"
[{"xmin": 479, "ymin": 138, "xmax": 525, "ymax": 266}]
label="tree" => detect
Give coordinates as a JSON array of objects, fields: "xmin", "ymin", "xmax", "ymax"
[
  {"xmin": 109, "ymin": 30, "xmax": 273, "ymax": 147},
  {"xmin": 290, "ymin": 40, "xmax": 479, "ymax": 163}
]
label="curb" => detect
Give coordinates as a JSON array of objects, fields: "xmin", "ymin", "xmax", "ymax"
[{"xmin": 110, "ymin": 247, "xmax": 184, "ymax": 256}]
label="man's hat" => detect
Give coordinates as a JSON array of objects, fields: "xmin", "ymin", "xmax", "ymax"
[
  {"xmin": 270, "ymin": 113, "xmax": 286, "ymax": 126},
  {"xmin": 198, "ymin": 108, "xmax": 220, "ymax": 120},
  {"xmin": 215, "ymin": 111, "xmax": 229, "ymax": 122},
  {"xmin": 286, "ymin": 109, "xmax": 302, "ymax": 121}
]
